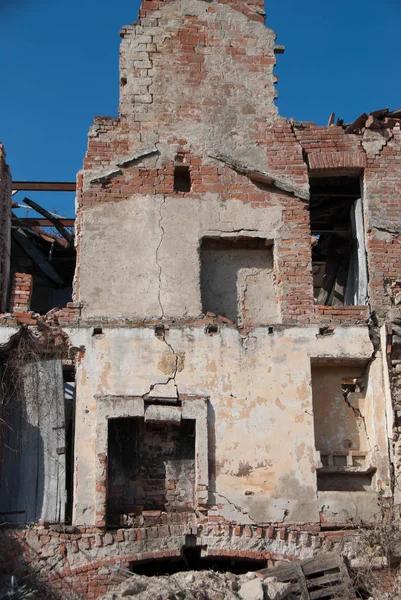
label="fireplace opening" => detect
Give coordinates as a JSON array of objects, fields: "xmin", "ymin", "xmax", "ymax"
[{"xmin": 107, "ymin": 417, "xmax": 196, "ymax": 527}]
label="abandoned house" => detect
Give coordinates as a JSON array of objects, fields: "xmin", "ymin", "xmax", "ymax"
[{"xmin": 0, "ymin": 0, "xmax": 401, "ymax": 596}]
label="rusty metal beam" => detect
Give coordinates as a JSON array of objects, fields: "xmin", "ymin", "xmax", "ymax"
[
  {"xmin": 12, "ymin": 181, "xmax": 76, "ymax": 192},
  {"xmin": 15, "ymin": 218, "xmax": 75, "ymax": 228}
]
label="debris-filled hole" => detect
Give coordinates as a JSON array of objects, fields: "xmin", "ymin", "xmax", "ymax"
[
  {"xmin": 107, "ymin": 417, "xmax": 196, "ymax": 527},
  {"xmin": 154, "ymin": 324, "xmax": 166, "ymax": 338},
  {"xmin": 130, "ymin": 546, "xmax": 266, "ymax": 576},
  {"xmin": 205, "ymin": 324, "xmax": 219, "ymax": 336},
  {"xmin": 174, "ymin": 164, "xmax": 191, "ymax": 192},
  {"xmin": 310, "ymin": 174, "xmax": 367, "ymax": 306}
]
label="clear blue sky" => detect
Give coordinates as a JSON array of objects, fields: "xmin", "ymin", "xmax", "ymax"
[{"xmin": 1, "ymin": 0, "xmax": 400, "ymax": 217}]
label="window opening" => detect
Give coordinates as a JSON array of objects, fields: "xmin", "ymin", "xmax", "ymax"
[
  {"xmin": 311, "ymin": 364, "xmax": 375, "ymax": 492},
  {"xmin": 174, "ymin": 165, "xmax": 191, "ymax": 192},
  {"xmin": 200, "ymin": 237, "xmax": 277, "ymax": 326},
  {"xmin": 310, "ymin": 174, "xmax": 367, "ymax": 306}
]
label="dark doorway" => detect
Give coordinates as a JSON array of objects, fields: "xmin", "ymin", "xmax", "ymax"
[{"xmin": 107, "ymin": 417, "xmax": 196, "ymax": 527}]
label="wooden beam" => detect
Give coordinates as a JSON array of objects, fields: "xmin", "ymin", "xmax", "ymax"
[
  {"xmin": 22, "ymin": 197, "xmax": 74, "ymax": 246},
  {"xmin": 12, "ymin": 182, "xmax": 76, "ymax": 192},
  {"xmin": 317, "ymin": 239, "xmax": 341, "ymax": 305},
  {"xmin": 12, "ymin": 229, "xmax": 64, "ymax": 287}
]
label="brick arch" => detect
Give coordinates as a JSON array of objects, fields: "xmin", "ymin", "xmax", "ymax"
[{"xmin": 307, "ymin": 150, "xmax": 366, "ymax": 171}]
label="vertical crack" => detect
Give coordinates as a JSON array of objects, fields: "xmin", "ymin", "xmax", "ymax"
[{"xmin": 156, "ymin": 196, "xmax": 166, "ymax": 319}]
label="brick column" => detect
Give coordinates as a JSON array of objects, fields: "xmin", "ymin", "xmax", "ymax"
[{"xmin": 10, "ymin": 273, "xmax": 33, "ymax": 312}]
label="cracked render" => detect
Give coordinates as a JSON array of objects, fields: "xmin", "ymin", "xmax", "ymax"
[{"xmin": 0, "ymin": 0, "xmax": 401, "ymax": 597}]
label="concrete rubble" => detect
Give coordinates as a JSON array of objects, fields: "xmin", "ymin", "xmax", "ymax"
[{"xmin": 99, "ymin": 571, "xmax": 293, "ymax": 600}]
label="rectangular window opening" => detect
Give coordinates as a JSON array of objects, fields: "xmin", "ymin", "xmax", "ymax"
[
  {"xmin": 107, "ymin": 417, "xmax": 196, "ymax": 527},
  {"xmin": 174, "ymin": 165, "xmax": 191, "ymax": 192},
  {"xmin": 310, "ymin": 173, "xmax": 367, "ymax": 306},
  {"xmin": 200, "ymin": 236, "xmax": 277, "ymax": 327},
  {"xmin": 311, "ymin": 363, "xmax": 374, "ymax": 492}
]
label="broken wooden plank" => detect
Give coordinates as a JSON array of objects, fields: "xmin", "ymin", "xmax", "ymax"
[
  {"xmin": 302, "ymin": 554, "xmax": 343, "ymax": 575},
  {"xmin": 387, "ymin": 108, "xmax": 401, "ymax": 118},
  {"xmin": 294, "ymin": 563, "xmax": 310, "ymax": 600},
  {"xmin": 344, "ymin": 112, "xmax": 368, "ymax": 134},
  {"xmin": 370, "ymin": 107, "xmax": 389, "ymax": 119},
  {"xmin": 12, "ymin": 229, "xmax": 64, "ymax": 287},
  {"xmin": 256, "ymin": 562, "xmax": 298, "ymax": 580},
  {"xmin": 327, "ymin": 112, "xmax": 335, "ymax": 126},
  {"xmin": 317, "ymin": 239, "xmax": 341, "ymax": 305},
  {"xmin": 309, "ymin": 583, "xmax": 346, "ymax": 599},
  {"xmin": 331, "ymin": 245, "xmax": 351, "ymax": 306},
  {"xmin": 306, "ymin": 571, "xmax": 342, "ymax": 588},
  {"xmin": 22, "ymin": 197, "xmax": 74, "ymax": 246},
  {"xmin": 353, "ymin": 198, "xmax": 368, "ymax": 305}
]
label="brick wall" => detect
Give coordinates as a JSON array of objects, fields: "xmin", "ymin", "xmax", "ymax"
[
  {"xmin": 295, "ymin": 124, "xmax": 401, "ymax": 324},
  {"xmin": 76, "ymin": 1, "xmax": 401, "ymax": 327},
  {"xmin": 0, "ymin": 520, "xmax": 357, "ymax": 599},
  {"xmin": 9, "ymin": 273, "xmax": 33, "ymax": 312}
]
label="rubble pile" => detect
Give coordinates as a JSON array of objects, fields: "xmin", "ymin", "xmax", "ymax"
[{"xmin": 100, "ymin": 570, "xmax": 292, "ymax": 600}]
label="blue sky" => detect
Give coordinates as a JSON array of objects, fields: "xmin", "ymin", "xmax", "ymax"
[{"xmin": 1, "ymin": 0, "xmax": 400, "ymax": 217}]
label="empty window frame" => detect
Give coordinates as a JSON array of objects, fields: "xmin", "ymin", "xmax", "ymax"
[
  {"xmin": 200, "ymin": 237, "xmax": 277, "ymax": 326},
  {"xmin": 311, "ymin": 363, "xmax": 374, "ymax": 492},
  {"xmin": 309, "ymin": 174, "xmax": 368, "ymax": 306},
  {"xmin": 174, "ymin": 165, "xmax": 191, "ymax": 192}
]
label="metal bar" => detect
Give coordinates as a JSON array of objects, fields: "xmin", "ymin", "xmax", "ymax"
[
  {"xmin": 22, "ymin": 197, "xmax": 74, "ymax": 246},
  {"xmin": 16, "ymin": 218, "xmax": 75, "ymax": 228},
  {"xmin": 12, "ymin": 229, "xmax": 64, "ymax": 287},
  {"xmin": 12, "ymin": 182, "xmax": 76, "ymax": 192}
]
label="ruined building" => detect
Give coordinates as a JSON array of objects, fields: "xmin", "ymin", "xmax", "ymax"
[{"xmin": 1, "ymin": 0, "xmax": 401, "ymax": 596}]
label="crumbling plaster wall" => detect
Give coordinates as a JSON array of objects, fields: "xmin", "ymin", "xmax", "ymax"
[
  {"xmin": 78, "ymin": 195, "xmax": 285, "ymax": 320},
  {"xmin": 76, "ymin": 0, "xmax": 312, "ymax": 324},
  {"xmin": 0, "ymin": 144, "xmax": 11, "ymax": 313},
  {"xmin": 68, "ymin": 324, "xmax": 390, "ymax": 527},
  {"xmin": 72, "ymin": 0, "xmax": 401, "ymax": 538}
]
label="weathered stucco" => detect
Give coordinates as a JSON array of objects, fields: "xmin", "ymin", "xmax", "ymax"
[
  {"xmin": 69, "ymin": 324, "xmax": 391, "ymax": 527},
  {"xmin": 78, "ymin": 195, "xmax": 284, "ymax": 320}
]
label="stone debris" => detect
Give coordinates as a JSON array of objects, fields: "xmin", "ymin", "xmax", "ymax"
[{"xmin": 99, "ymin": 570, "xmax": 294, "ymax": 600}]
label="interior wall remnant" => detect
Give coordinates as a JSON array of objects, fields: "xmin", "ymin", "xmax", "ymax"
[
  {"xmin": 200, "ymin": 237, "xmax": 277, "ymax": 326},
  {"xmin": 0, "ymin": 359, "xmax": 66, "ymax": 523},
  {"xmin": 107, "ymin": 417, "xmax": 196, "ymax": 527},
  {"xmin": 310, "ymin": 174, "xmax": 368, "ymax": 306}
]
